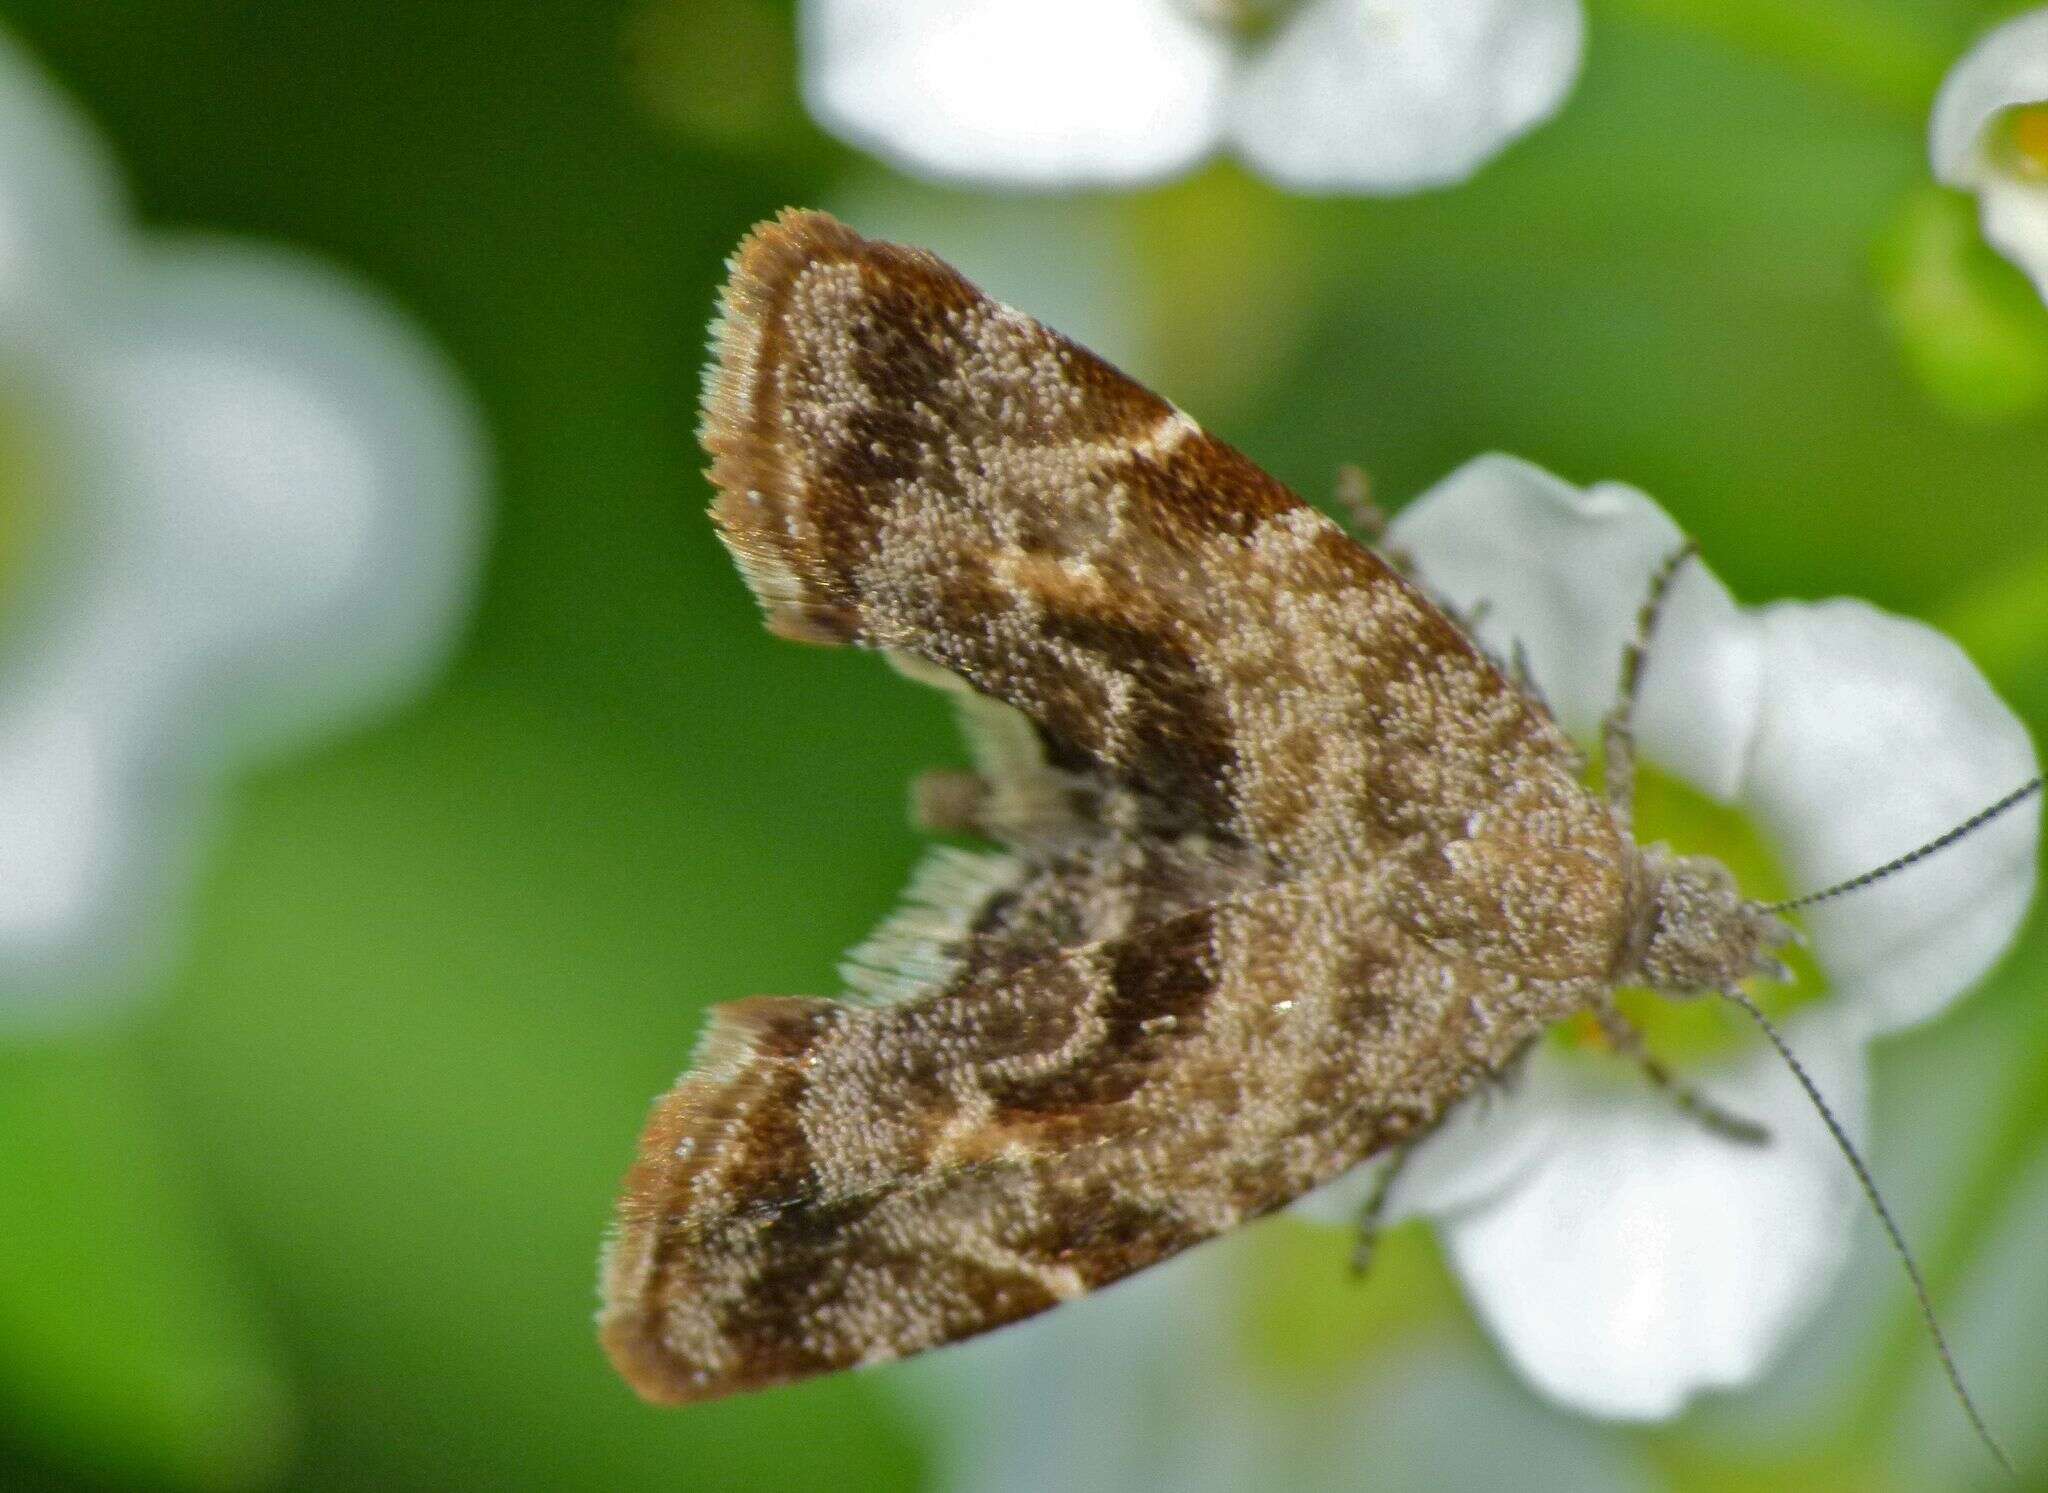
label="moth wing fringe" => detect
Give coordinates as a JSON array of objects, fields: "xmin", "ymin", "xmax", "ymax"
[
  {"xmin": 699, "ymin": 210, "xmax": 882, "ymax": 646},
  {"xmin": 839, "ymin": 846, "xmax": 1026, "ymax": 1005},
  {"xmin": 685, "ymin": 993, "xmax": 835, "ymax": 1076}
]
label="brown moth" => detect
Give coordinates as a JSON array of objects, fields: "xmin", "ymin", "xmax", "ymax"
[{"xmin": 598, "ymin": 209, "xmax": 1794, "ymax": 1405}]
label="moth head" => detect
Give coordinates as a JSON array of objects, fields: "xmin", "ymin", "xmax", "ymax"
[
  {"xmin": 1630, "ymin": 847, "xmax": 1791, "ymax": 997},
  {"xmin": 1629, "ymin": 776, "xmax": 2043, "ymax": 998}
]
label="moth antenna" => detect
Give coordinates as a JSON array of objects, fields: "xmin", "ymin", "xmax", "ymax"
[
  {"xmin": 1719, "ymin": 987, "xmax": 2013, "ymax": 1476},
  {"xmin": 1762, "ymin": 778, "xmax": 2041, "ymax": 915}
]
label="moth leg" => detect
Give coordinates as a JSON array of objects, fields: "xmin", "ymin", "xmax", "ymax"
[
  {"xmin": 911, "ymin": 770, "xmax": 994, "ymax": 836},
  {"xmin": 1332, "ymin": 464, "xmax": 1420, "ymax": 577},
  {"xmin": 893, "ymin": 652, "xmax": 1090, "ymax": 847},
  {"xmin": 1509, "ymin": 638, "xmax": 1539, "ymax": 699},
  {"xmin": 1329, "ymin": 463, "xmax": 1379, "ymax": 536},
  {"xmin": 1331, "ymin": 464, "xmax": 1386, "ymax": 540},
  {"xmin": 1594, "ymin": 999, "xmax": 1770, "ymax": 1146},
  {"xmin": 1349, "ymin": 1140, "xmax": 1417, "ymax": 1279},
  {"xmin": 1600, "ymin": 541, "xmax": 1699, "ymax": 827},
  {"xmin": 1504, "ymin": 639, "xmax": 1581, "ymax": 770}
]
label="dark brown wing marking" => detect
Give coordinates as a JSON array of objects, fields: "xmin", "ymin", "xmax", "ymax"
[
  {"xmin": 599, "ymin": 876, "xmax": 1591, "ymax": 1404},
  {"xmin": 606, "ymin": 211, "xmax": 1663, "ymax": 1408},
  {"xmin": 702, "ymin": 211, "xmax": 1632, "ymax": 977}
]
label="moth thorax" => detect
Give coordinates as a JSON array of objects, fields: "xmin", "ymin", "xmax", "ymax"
[{"xmin": 1630, "ymin": 847, "xmax": 1790, "ymax": 995}]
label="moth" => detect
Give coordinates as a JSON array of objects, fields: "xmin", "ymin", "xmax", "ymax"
[{"xmin": 596, "ymin": 209, "xmax": 2015, "ymax": 1413}]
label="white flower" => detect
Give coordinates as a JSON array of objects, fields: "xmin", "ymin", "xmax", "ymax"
[
  {"xmin": 0, "ymin": 34, "xmax": 483, "ymax": 1028},
  {"xmin": 802, "ymin": 0, "xmax": 1584, "ymax": 193},
  {"xmin": 1932, "ymin": 8, "xmax": 2048, "ymax": 302},
  {"xmin": 1331, "ymin": 453, "xmax": 2039, "ymax": 1418},
  {"xmin": 905, "ymin": 455, "xmax": 2039, "ymax": 1485}
]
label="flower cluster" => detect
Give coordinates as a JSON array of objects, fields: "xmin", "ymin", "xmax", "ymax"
[
  {"xmin": 809, "ymin": 0, "xmax": 2048, "ymax": 332},
  {"xmin": 801, "ymin": 0, "xmax": 1585, "ymax": 192},
  {"xmin": 0, "ymin": 34, "xmax": 482, "ymax": 1028},
  {"xmin": 1934, "ymin": 9, "xmax": 2048, "ymax": 303}
]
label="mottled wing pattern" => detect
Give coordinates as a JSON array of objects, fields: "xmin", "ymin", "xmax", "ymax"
[
  {"xmin": 839, "ymin": 829, "xmax": 1270, "ymax": 1009},
  {"xmin": 601, "ymin": 211, "xmax": 1638, "ymax": 1406},
  {"xmin": 703, "ymin": 212, "xmax": 1628, "ymax": 976},
  {"xmin": 601, "ymin": 871, "xmax": 1582, "ymax": 1404}
]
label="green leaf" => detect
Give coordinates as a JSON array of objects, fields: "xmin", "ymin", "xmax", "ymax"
[{"xmin": 0, "ymin": 1038, "xmax": 292, "ymax": 1489}]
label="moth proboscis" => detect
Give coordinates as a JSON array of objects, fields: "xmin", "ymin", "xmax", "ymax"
[{"xmin": 597, "ymin": 211, "xmax": 2035, "ymax": 1462}]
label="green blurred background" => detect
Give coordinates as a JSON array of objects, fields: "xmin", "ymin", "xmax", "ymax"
[{"xmin": 4, "ymin": 1, "xmax": 2048, "ymax": 1489}]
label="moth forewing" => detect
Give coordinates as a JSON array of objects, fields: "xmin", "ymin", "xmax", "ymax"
[{"xmin": 601, "ymin": 210, "xmax": 1784, "ymax": 1405}]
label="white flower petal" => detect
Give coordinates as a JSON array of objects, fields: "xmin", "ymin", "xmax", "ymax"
[
  {"xmin": 0, "ymin": 36, "xmax": 484, "ymax": 1027},
  {"xmin": 1976, "ymin": 172, "xmax": 2048, "ymax": 301},
  {"xmin": 0, "ymin": 29, "xmax": 124, "ymax": 330},
  {"xmin": 0, "ymin": 236, "xmax": 485, "ymax": 1026},
  {"xmin": 1742, "ymin": 600, "xmax": 2039, "ymax": 1036},
  {"xmin": 908, "ymin": 1241, "xmax": 1249, "ymax": 1493},
  {"xmin": 802, "ymin": 0, "xmax": 1229, "ymax": 188},
  {"xmin": 1929, "ymin": 10, "xmax": 2048, "ymax": 187},
  {"xmin": 1439, "ymin": 1012, "xmax": 1865, "ymax": 1420},
  {"xmin": 1229, "ymin": 0, "xmax": 1583, "ymax": 193},
  {"xmin": 0, "ymin": 692, "xmax": 129, "ymax": 957},
  {"xmin": 77, "ymin": 242, "xmax": 484, "ymax": 760},
  {"xmin": 0, "ymin": 666, "xmax": 205, "ymax": 1019},
  {"xmin": 1387, "ymin": 453, "xmax": 1762, "ymax": 799},
  {"xmin": 1929, "ymin": 10, "xmax": 2048, "ymax": 300}
]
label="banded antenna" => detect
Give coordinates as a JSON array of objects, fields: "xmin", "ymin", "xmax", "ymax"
[{"xmin": 1741, "ymin": 776, "xmax": 2041, "ymax": 1475}]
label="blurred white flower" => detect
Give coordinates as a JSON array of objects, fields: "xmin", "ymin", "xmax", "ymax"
[
  {"xmin": 910, "ymin": 1225, "xmax": 1660, "ymax": 1493},
  {"xmin": 0, "ymin": 34, "xmax": 483, "ymax": 1028},
  {"xmin": 802, "ymin": 0, "xmax": 1584, "ymax": 193},
  {"xmin": 909, "ymin": 456, "xmax": 2038, "ymax": 1486},
  {"xmin": 1932, "ymin": 8, "xmax": 2048, "ymax": 302}
]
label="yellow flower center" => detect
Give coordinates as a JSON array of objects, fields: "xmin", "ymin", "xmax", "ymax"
[
  {"xmin": 1553, "ymin": 761, "xmax": 1825, "ymax": 1064},
  {"xmin": 1999, "ymin": 103, "xmax": 2048, "ymax": 179},
  {"xmin": 1176, "ymin": 0, "xmax": 1298, "ymax": 44}
]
